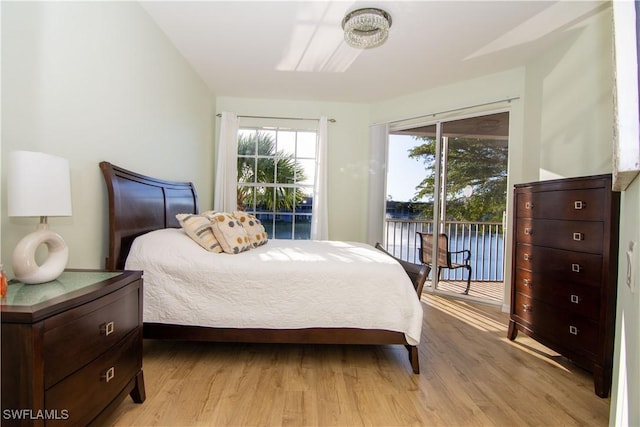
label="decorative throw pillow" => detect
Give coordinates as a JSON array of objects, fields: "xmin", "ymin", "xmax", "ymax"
[
  {"xmin": 209, "ymin": 212, "xmax": 252, "ymax": 254},
  {"xmin": 233, "ymin": 211, "xmax": 268, "ymax": 247},
  {"xmin": 175, "ymin": 213, "xmax": 223, "ymax": 253}
]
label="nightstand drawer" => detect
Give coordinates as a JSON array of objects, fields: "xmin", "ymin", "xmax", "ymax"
[
  {"xmin": 43, "ymin": 283, "xmax": 140, "ymax": 388},
  {"xmin": 513, "ymin": 269, "xmax": 601, "ymax": 320},
  {"xmin": 516, "ymin": 219, "xmax": 604, "ymax": 254},
  {"xmin": 516, "ymin": 188, "xmax": 606, "ymax": 221},
  {"xmin": 45, "ymin": 327, "xmax": 141, "ymax": 427}
]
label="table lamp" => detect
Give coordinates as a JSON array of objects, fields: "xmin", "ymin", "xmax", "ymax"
[{"xmin": 7, "ymin": 151, "xmax": 72, "ymax": 284}]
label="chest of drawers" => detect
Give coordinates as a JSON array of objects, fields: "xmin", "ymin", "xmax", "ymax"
[
  {"xmin": 507, "ymin": 175, "xmax": 620, "ymax": 398},
  {"xmin": 1, "ymin": 270, "xmax": 145, "ymax": 426}
]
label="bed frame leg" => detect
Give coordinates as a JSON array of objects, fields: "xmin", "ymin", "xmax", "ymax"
[{"xmin": 406, "ymin": 345, "xmax": 419, "ymax": 374}]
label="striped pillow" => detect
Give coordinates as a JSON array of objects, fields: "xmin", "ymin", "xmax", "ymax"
[
  {"xmin": 175, "ymin": 213, "xmax": 223, "ymax": 253},
  {"xmin": 233, "ymin": 211, "xmax": 268, "ymax": 247}
]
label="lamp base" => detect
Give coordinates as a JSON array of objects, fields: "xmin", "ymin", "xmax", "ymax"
[{"xmin": 12, "ymin": 228, "xmax": 68, "ymax": 284}]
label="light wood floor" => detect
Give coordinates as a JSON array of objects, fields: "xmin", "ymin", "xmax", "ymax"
[{"xmin": 103, "ymin": 294, "xmax": 610, "ymax": 426}]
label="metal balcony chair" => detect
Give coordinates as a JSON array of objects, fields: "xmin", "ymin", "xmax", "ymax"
[{"xmin": 416, "ymin": 232, "xmax": 472, "ymax": 295}]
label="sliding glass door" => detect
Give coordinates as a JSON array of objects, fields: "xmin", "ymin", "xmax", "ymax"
[{"xmin": 385, "ymin": 111, "xmax": 509, "ymax": 303}]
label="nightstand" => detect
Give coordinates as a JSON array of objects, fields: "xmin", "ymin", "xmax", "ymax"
[{"xmin": 1, "ymin": 269, "xmax": 145, "ymax": 426}]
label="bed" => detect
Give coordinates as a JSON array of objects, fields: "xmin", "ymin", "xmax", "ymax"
[{"xmin": 100, "ymin": 161, "xmax": 428, "ymax": 373}]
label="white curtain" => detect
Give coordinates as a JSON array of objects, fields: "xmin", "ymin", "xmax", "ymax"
[
  {"xmin": 367, "ymin": 123, "xmax": 389, "ymax": 246},
  {"xmin": 214, "ymin": 112, "xmax": 239, "ymax": 213},
  {"xmin": 311, "ymin": 116, "xmax": 329, "ymax": 240}
]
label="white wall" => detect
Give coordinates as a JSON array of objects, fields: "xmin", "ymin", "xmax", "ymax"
[
  {"xmin": 523, "ymin": 6, "xmax": 614, "ymax": 181},
  {"xmin": 1, "ymin": 2, "xmax": 215, "ymax": 275},
  {"xmin": 215, "ymin": 97, "xmax": 370, "ymax": 241}
]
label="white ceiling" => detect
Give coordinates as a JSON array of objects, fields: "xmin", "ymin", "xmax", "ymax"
[{"xmin": 140, "ymin": 1, "xmax": 608, "ymax": 103}]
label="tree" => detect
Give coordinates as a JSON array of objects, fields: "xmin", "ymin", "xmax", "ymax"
[
  {"xmin": 408, "ymin": 136, "xmax": 507, "ymax": 222},
  {"xmin": 237, "ymin": 132, "xmax": 307, "ymax": 212}
]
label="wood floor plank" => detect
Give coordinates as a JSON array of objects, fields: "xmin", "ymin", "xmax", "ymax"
[{"xmin": 103, "ymin": 294, "xmax": 610, "ymax": 426}]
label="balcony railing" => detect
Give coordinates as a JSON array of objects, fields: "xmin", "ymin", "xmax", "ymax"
[{"xmin": 383, "ymin": 219, "xmax": 505, "ymax": 282}]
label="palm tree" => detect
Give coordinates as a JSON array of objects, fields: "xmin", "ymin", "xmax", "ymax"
[{"xmin": 237, "ymin": 132, "xmax": 307, "ymax": 212}]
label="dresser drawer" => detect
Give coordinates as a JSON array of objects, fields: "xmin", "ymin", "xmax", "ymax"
[
  {"xmin": 513, "ymin": 293, "xmax": 598, "ymax": 356},
  {"xmin": 515, "ymin": 244, "xmax": 603, "ymax": 287},
  {"xmin": 513, "ymin": 269, "xmax": 601, "ymax": 320},
  {"xmin": 516, "ymin": 188, "xmax": 606, "ymax": 221},
  {"xmin": 45, "ymin": 327, "xmax": 141, "ymax": 427},
  {"xmin": 43, "ymin": 283, "xmax": 140, "ymax": 388},
  {"xmin": 516, "ymin": 219, "xmax": 604, "ymax": 254}
]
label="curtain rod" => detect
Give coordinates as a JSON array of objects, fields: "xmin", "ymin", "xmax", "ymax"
[
  {"xmin": 387, "ymin": 96, "xmax": 520, "ymax": 125},
  {"xmin": 216, "ymin": 113, "xmax": 336, "ymax": 123}
]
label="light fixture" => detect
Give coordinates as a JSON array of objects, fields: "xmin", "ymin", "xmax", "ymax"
[
  {"xmin": 342, "ymin": 8, "xmax": 392, "ymax": 49},
  {"xmin": 7, "ymin": 151, "xmax": 72, "ymax": 284}
]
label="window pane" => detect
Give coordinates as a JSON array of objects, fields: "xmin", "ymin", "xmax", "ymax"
[
  {"xmin": 257, "ymin": 131, "xmax": 277, "ymax": 155},
  {"xmin": 295, "ymin": 195, "xmax": 312, "ymax": 213},
  {"xmin": 277, "ymin": 131, "xmax": 296, "ymax": 156},
  {"xmin": 275, "ymin": 188, "xmax": 295, "ymax": 213},
  {"xmin": 297, "ymin": 159, "xmax": 315, "ymax": 186},
  {"xmin": 275, "ymin": 215, "xmax": 293, "ymax": 239},
  {"xmin": 238, "ymin": 157, "xmax": 256, "ymax": 184},
  {"xmin": 275, "ymin": 158, "xmax": 296, "ymax": 184},
  {"xmin": 297, "ymin": 132, "xmax": 316, "ymax": 158},
  {"xmin": 257, "ymin": 213, "xmax": 274, "ymax": 236},
  {"xmin": 294, "ymin": 215, "xmax": 311, "ymax": 240},
  {"xmin": 255, "ymin": 186, "xmax": 272, "ymax": 211},
  {"xmin": 237, "ymin": 185, "xmax": 255, "ymax": 211},
  {"xmin": 238, "ymin": 130, "xmax": 257, "ymax": 155},
  {"xmin": 256, "ymin": 158, "xmax": 276, "ymax": 184}
]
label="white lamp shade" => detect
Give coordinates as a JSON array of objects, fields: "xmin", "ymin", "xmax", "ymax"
[{"xmin": 8, "ymin": 151, "xmax": 72, "ymax": 217}]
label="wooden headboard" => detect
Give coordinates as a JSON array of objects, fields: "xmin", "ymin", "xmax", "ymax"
[{"xmin": 100, "ymin": 161, "xmax": 198, "ymax": 271}]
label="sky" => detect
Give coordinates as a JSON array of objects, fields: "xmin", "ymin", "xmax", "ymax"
[{"xmin": 386, "ymin": 134, "xmax": 429, "ymax": 202}]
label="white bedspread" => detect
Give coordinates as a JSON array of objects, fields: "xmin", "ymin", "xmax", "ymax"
[{"xmin": 125, "ymin": 229, "xmax": 423, "ymax": 345}]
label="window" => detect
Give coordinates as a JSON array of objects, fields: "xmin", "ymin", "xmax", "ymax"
[{"xmin": 237, "ymin": 125, "xmax": 317, "ymax": 239}]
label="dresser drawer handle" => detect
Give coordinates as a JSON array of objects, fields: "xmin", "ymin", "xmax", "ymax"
[
  {"xmin": 569, "ymin": 325, "xmax": 579, "ymax": 335},
  {"xmin": 522, "ymin": 304, "xmax": 533, "ymax": 313},
  {"xmin": 573, "ymin": 232, "xmax": 584, "ymax": 241},
  {"xmin": 524, "ymin": 228, "xmax": 533, "ymax": 236},
  {"xmin": 570, "ymin": 294, "xmax": 580, "ymax": 304},
  {"xmin": 571, "ymin": 263, "xmax": 581, "ymax": 272},
  {"xmin": 525, "ymin": 202, "xmax": 534, "ymax": 209},
  {"xmin": 523, "ymin": 253, "xmax": 532, "ymax": 261},
  {"xmin": 102, "ymin": 367, "xmax": 115, "ymax": 383},
  {"xmin": 100, "ymin": 321, "xmax": 115, "ymax": 336},
  {"xmin": 574, "ymin": 201, "xmax": 584, "ymax": 210},
  {"xmin": 523, "ymin": 278, "xmax": 531, "ymax": 288}
]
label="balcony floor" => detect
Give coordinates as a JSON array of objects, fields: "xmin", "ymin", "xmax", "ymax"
[{"xmin": 424, "ymin": 279, "xmax": 504, "ymax": 304}]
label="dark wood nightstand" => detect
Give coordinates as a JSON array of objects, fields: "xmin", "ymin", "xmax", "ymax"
[{"xmin": 1, "ymin": 269, "xmax": 145, "ymax": 426}]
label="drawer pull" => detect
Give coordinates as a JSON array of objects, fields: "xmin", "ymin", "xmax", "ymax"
[
  {"xmin": 570, "ymin": 294, "xmax": 580, "ymax": 304},
  {"xmin": 522, "ymin": 304, "xmax": 533, "ymax": 313},
  {"xmin": 100, "ymin": 321, "xmax": 115, "ymax": 336},
  {"xmin": 573, "ymin": 232, "xmax": 584, "ymax": 241},
  {"xmin": 523, "ymin": 253, "xmax": 532, "ymax": 261},
  {"xmin": 524, "ymin": 228, "xmax": 533, "ymax": 236},
  {"xmin": 102, "ymin": 367, "xmax": 115, "ymax": 383},
  {"xmin": 574, "ymin": 201, "xmax": 584, "ymax": 210},
  {"xmin": 569, "ymin": 325, "xmax": 579, "ymax": 335},
  {"xmin": 525, "ymin": 202, "xmax": 534, "ymax": 209},
  {"xmin": 523, "ymin": 278, "xmax": 531, "ymax": 288},
  {"xmin": 571, "ymin": 263, "xmax": 581, "ymax": 272}
]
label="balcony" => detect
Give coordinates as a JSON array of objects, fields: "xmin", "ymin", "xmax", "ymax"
[{"xmin": 382, "ymin": 219, "xmax": 505, "ymax": 303}]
